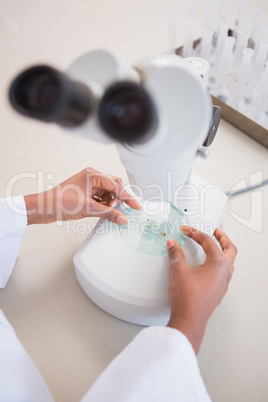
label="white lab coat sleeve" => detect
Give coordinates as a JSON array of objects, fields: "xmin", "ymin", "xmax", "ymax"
[
  {"xmin": 81, "ymin": 326, "xmax": 211, "ymax": 402},
  {"xmin": 0, "ymin": 310, "xmax": 54, "ymax": 402},
  {"xmin": 0, "ymin": 196, "xmax": 28, "ymax": 288}
]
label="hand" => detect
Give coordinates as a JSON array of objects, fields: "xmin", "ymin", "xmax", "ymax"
[
  {"xmin": 166, "ymin": 226, "xmax": 237, "ymax": 354},
  {"xmin": 24, "ymin": 167, "xmax": 141, "ymax": 225}
]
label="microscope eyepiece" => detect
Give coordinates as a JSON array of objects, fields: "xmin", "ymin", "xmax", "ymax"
[
  {"xmin": 98, "ymin": 81, "xmax": 158, "ymax": 143},
  {"xmin": 9, "ymin": 65, "xmax": 94, "ymax": 127}
]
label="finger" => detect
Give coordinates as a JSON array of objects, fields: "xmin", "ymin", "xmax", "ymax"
[
  {"xmin": 118, "ymin": 188, "xmax": 142, "ymax": 210},
  {"xmin": 108, "ymin": 197, "xmax": 121, "ymax": 208},
  {"xmin": 91, "ymin": 200, "xmax": 128, "ymax": 225},
  {"xmin": 95, "ymin": 176, "xmax": 142, "ymax": 210},
  {"xmin": 181, "ymin": 225, "xmax": 220, "ymax": 258},
  {"xmin": 166, "ymin": 239, "xmax": 188, "ymax": 269},
  {"xmin": 214, "ymin": 228, "xmax": 237, "ymax": 264}
]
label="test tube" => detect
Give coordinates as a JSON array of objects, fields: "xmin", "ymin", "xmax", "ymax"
[
  {"xmin": 255, "ymin": 61, "xmax": 268, "ymax": 125},
  {"xmin": 183, "ymin": 18, "xmax": 195, "ymax": 58},
  {"xmin": 254, "ymin": 23, "xmax": 268, "ymax": 58},
  {"xmin": 183, "ymin": 4, "xmax": 196, "ymax": 58},
  {"xmin": 214, "ymin": 18, "xmax": 229, "ymax": 62},
  {"xmin": 234, "ymin": 29, "xmax": 250, "ymax": 69},
  {"xmin": 167, "ymin": 8, "xmax": 178, "ymax": 54},
  {"xmin": 217, "ymin": 36, "xmax": 236, "ymax": 101},
  {"xmin": 238, "ymin": 15, "xmax": 250, "ymax": 34},
  {"xmin": 257, "ymin": 23, "xmax": 268, "ymax": 43},
  {"xmin": 201, "ymin": 28, "xmax": 214, "ymax": 61},
  {"xmin": 188, "ymin": 3, "xmax": 196, "ymax": 21},
  {"xmin": 204, "ymin": 0, "xmax": 216, "ymax": 31},
  {"xmin": 249, "ymin": 8, "xmax": 263, "ymax": 49},
  {"xmin": 252, "ymin": 40, "xmax": 268, "ymax": 85},
  {"xmin": 234, "ymin": 15, "xmax": 250, "ymax": 55},
  {"xmin": 236, "ymin": 47, "xmax": 254, "ymax": 105},
  {"xmin": 221, "ymin": 5, "xmax": 230, "ymax": 25},
  {"xmin": 234, "ymin": 0, "xmax": 248, "ymax": 35}
]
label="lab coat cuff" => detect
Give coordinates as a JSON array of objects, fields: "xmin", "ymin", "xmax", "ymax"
[
  {"xmin": 138, "ymin": 325, "xmax": 198, "ymax": 369},
  {"xmin": 4, "ymin": 196, "xmax": 28, "ymax": 228},
  {"xmin": 0, "ymin": 196, "xmax": 27, "ymax": 288}
]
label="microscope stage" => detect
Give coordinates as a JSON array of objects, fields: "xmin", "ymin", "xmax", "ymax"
[{"xmin": 74, "ymin": 174, "xmax": 227, "ymax": 326}]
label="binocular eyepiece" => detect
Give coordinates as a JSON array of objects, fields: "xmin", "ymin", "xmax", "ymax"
[
  {"xmin": 98, "ymin": 81, "xmax": 157, "ymax": 143},
  {"xmin": 9, "ymin": 65, "xmax": 93, "ymax": 128},
  {"xmin": 9, "ymin": 65, "xmax": 157, "ymax": 144}
]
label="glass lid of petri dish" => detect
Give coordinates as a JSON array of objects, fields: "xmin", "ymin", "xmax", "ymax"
[{"xmin": 120, "ymin": 201, "xmax": 188, "ymax": 256}]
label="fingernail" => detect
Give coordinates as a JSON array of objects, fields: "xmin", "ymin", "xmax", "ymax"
[
  {"xmin": 130, "ymin": 199, "xmax": 142, "ymax": 210},
  {"xmin": 180, "ymin": 225, "xmax": 191, "ymax": 235},
  {"xmin": 167, "ymin": 239, "xmax": 175, "ymax": 249},
  {"xmin": 111, "ymin": 200, "xmax": 120, "ymax": 208},
  {"xmin": 135, "ymin": 199, "xmax": 143, "ymax": 209},
  {"xmin": 117, "ymin": 215, "xmax": 128, "ymax": 225}
]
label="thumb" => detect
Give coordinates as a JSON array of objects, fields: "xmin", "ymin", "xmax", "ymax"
[{"xmin": 167, "ymin": 239, "xmax": 187, "ymax": 268}]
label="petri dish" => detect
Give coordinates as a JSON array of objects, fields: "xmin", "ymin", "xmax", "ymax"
[{"xmin": 120, "ymin": 201, "xmax": 188, "ymax": 256}]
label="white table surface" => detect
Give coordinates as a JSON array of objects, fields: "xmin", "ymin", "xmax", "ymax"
[{"xmin": 0, "ymin": 0, "xmax": 268, "ymax": 401}]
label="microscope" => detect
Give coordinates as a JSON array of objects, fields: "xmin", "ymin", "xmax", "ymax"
[{"xmin": 9, "ymin": 49, "xmax": 225, "ymax": 325}]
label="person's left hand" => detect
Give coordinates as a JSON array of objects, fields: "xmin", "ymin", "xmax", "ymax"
[
  {"xmin": 24, "ymin": 167, "xmax": 141, "ymax": 225},
  {"xmin": 166, "ymin": 226, "xmax": 237, "ymax": 354}
]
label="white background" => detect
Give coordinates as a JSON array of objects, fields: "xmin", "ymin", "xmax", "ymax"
[{"xmin": 0, "ymin": 0, "xmax": 268, "ymax": 401}]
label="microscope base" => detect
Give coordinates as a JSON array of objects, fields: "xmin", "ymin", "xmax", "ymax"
[{"xmin": 73, "ymin": 174, "xmax": 227, "ymax": 326}]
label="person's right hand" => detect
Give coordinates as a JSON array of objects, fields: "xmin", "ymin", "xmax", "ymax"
[
  {"xmin": 24, "ymin": 167, "xmax": 141, "ymax": 225},
  {"xmin": 166, "ymin": 226, "xmax": 237, "ymax": 354}
]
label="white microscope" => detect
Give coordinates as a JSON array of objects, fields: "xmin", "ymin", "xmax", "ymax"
[{"xmin": 9, "ymin": 49, "xmax": 226, "ymax": 326}]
